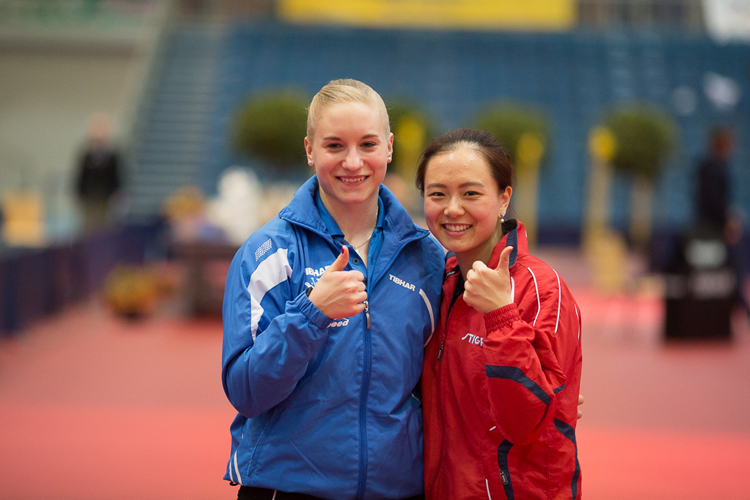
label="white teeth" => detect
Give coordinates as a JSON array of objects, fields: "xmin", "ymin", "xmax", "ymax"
[
  {"xmin": 444, "ymin": 224, "xmax": 471, "ymax": 232},
  {"xmin": 339, "ymin": 176, "xmax": 366, "ymax": 183}
]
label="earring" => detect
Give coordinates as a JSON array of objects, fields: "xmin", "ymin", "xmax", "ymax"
[{"xmin": 500, "ymin": 213, "xmax": 505, "ymax": 223}]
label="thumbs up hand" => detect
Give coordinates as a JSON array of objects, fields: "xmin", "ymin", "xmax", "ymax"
[
  {"xmin": 463, "ymin": 246, "xmax": 514, "ymax": 315},
  {"xmin": 308, "ymin": 246, "xmax": 367, "ymax": 319}
]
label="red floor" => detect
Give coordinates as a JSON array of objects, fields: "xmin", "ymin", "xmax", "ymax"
[{"xmin": 2, "ymin": 251, "xmax": 750, "ymax": 499}]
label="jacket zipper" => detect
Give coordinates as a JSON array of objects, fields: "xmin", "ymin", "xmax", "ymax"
[
  {"xmin": 497, "ymin": 440, "xmax": 515, "ymax": 500},
  {"xmin": 437, "ymin": 268, "xmax": 461, "ymax": 363},
  {"xmin": 356, "ymin": 295, "xmax": 372, "ymax": 498},
  {"xmin": 432, "ymin": 281, "xmax": 457, "ymax": 490},
  {"xmin": 364, "ymin": 300, "xmax": 371, "ymax": 329},
  {"xmin": 433, "ymin": 333, "xmax": 447, "ymax": 491}
]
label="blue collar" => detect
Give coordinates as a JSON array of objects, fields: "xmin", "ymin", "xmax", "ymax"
[
  {"xmin": 280, "ymin": 175, "xmax": 430, "ymax": 246},
  {"xmin": 314, "ymin": 190, "xmax": 386, "ymax": 238}
]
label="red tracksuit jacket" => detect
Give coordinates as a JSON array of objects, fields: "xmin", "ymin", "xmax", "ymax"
[{"xmin": 422, "ymin": 220, "xmax": 583, "ymax": 500}]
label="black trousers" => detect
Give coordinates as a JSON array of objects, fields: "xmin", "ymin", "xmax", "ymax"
[{"xmin": 237, "ymin": 485, "xmax": 424, "ymax": 500}]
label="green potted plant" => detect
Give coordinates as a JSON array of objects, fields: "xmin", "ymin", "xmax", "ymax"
[
  {"xmin": 472, "ymin": 102, "xmax": 551, "ymax": 247},
  {"xmin": 382, "ymin": 98, "xmax": 436, "ymax": 214},
  {"xmin": 233, "ymin": 90, "xmax": 310, "ymax": 176},
  {"xmin": 386, "ymin": 99, "xmax": 435, "ymax": 176},
  {"xmin": 604, "ymin": 104, "xmax": 677, "ymax": 250}
]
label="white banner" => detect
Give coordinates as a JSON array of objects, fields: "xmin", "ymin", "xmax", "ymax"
[{"xmin": 704, "ymin": 0, "xmax": 750, "ymax": 43}]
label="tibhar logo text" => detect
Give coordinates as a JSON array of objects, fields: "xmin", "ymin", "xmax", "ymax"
[
  {"xmin": 328, "ymin": 318, "xmax": 350, "ymax": 328},
  {"xmin": 389, "ymin": 274, "xmax": 415, "ymax": 291},
  {"xmin": 461, "ymin": 333, "xmax": 484, "ymax": 346},
  {"xmin": 306, "ymin": 267, "xmax": 328, "ymax": 277}
]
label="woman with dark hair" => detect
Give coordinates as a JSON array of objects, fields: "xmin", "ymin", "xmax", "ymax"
[{"xmin": 418, "ymin": 129, "xmax": 583, "ymax": 499}]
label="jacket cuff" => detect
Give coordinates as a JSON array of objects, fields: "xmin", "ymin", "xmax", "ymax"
[
  {"xmin": 292, "ymin": 291, "xmax": 332, "ymax": 331},
  {"xmin": 485, "ymin": 303, "xmax": 520, "ymax": 332}
]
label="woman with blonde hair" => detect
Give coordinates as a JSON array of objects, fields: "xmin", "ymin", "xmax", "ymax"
[{"xmin": 221, "ymin": 79, "xmax": 444, "ymax": 500}]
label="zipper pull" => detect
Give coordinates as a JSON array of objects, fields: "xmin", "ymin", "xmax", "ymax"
[
  {"xmin": 364, "ymin": 300, "xmax": 371, "ymax": 329},
  {"xmin": 437, "ymin": 343, "xmax": 445, "ymax": 361}
]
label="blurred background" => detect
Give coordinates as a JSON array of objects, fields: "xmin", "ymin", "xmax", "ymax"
[{"xmin": 1, "ymin": 0, "xmax": 749, "ymax": 498}]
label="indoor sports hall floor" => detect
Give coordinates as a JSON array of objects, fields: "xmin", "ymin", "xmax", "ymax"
[{"xmin": 1, "ymin": 249, "xmax": 749, "ymax": 499}]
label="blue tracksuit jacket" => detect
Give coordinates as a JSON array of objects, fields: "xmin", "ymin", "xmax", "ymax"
[{"xmin": 221, "ymin": 176, "xmax": 445, "ymax": 499}]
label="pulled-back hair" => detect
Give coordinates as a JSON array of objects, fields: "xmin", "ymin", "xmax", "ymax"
[
  {"xmin": 415, "ymin": 128, "xmax": 514, "ymax": 195},
  {"xmin": 307, "ymin": 79, "xmax": 390, "ymax": 139}
]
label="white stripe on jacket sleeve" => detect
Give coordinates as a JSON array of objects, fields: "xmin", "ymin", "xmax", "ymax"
[
  {"xmin": 419, "ymin": 288, "xmax": 436, "ymax": 347},
  {"xmin": 232, "ymin": 450, "xmax": 242, "ymax": 485},
  {"xmin": 247, "ymin": 248, "xmax": 292, "ymax": 340},
  {"xmin": 526, "ymin": 267, "xmax": 541, "ymax": 326},
  {"xmin": 553, "ymin": 270, "xmax": 562, "ymax": 333}
]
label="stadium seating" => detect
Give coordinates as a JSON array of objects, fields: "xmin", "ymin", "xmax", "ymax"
[{"xmin": 127, "ymin": 21, "xmax": 749, "ymax": 245}]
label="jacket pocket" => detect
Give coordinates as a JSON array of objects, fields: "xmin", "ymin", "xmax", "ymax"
[
  {"xmin": 554, "ymin": 419, "xmax": 581, "ymax": 499},
  {"xmin": 497, "ymin": 440, "xmax": 515, "ymax": 500},
  {"xmin": 248, "ymin": 409, "xmax": 276, "ymax": 477}
]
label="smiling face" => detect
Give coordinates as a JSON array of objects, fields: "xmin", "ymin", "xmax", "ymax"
[
  {"xmin": 305, "ymin": 100, "xmax": 393, "ymax": 214},
  {"xmin": 423, "ymin": 146, "xmax": 511, "ymax": 264}
]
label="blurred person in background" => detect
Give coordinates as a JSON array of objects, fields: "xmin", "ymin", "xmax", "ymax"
[
  {"xmin": 75, "ymin": 112, "xmax": 122, "ymax": 232},
  {"xmin": 695, "ymin": 126, "xmax": 750, "ymax": 319},
  {"xmin": 221, "ymin": 79, "xmax": 444, "ymax": 500},
  {"xmin": 418, "ymin": 129, "xmax": 583, "ymax": 500},
  {"xmin": 696, "ymin": 127, "xmax": 738, "ymax": 239}
]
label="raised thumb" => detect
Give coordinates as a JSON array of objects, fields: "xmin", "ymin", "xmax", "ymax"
[
  {"xmin": 496, "ymin": 246, "xmax": 513, "ymax": 272},
  {"xmin": 328, "ymin": 245, "xmax": 350, "ymax": 272}
]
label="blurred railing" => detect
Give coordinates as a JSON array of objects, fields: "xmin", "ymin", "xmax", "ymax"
[{"xmin": 0, "ymin": 223, "xmax": 162, "ymax": 335}]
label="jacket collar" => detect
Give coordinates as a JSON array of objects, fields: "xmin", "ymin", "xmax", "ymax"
[
  {"xmin": 278, "ymin": 175, "xmax": 429, "ymax": 245},
  {"xmin": 444, "ymin": 219, "xmax": 529, "ymax": 278}
]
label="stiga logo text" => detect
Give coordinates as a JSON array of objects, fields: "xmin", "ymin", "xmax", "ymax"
[
  {"xmin": 462, "ymin": 333, "xmax": 483, "ymax": 346},
  {"xmin": 328, "ymin": 318, "xmax": 350, "ymax": 328}
]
